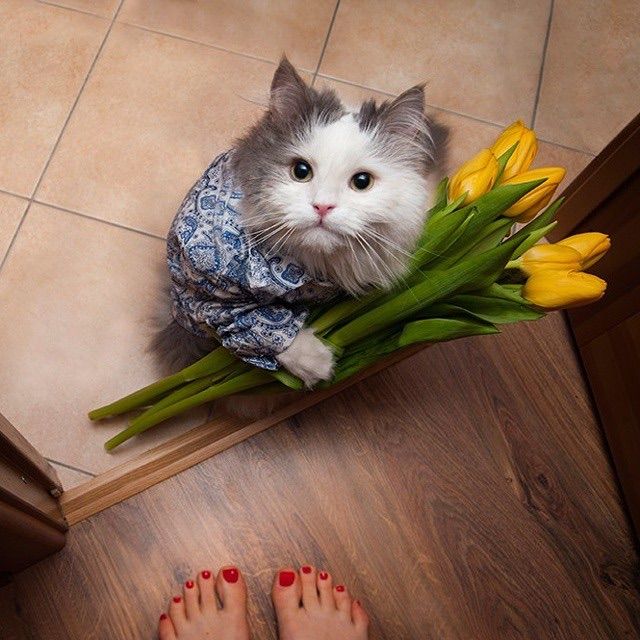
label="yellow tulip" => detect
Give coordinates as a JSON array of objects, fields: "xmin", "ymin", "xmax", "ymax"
[
  {"xmin": 502, "ymin": 167, "xmax": 566, "ymax": 222},
  {"xmin": 522, "ymin": 269, "xmax": 607, "ymax": 310},
  {"xmin": 519, "ymin": 243, "xmax": 582, "ymax": 276},
  {"xmin": 490, "ymin": 120, "xmax": 538, "ymax": 181},
  {"xmin": 448, "ymin": 148, "xmax": 499, "ymax": 206},
  {"xmin": 557, "ymin": 232, "xmax": 611, "ymax": 270}
]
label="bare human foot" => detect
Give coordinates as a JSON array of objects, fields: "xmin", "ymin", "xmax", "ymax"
[
  {"xmin": 158, "ymin": 566, "xmax": 250, "ymax": 640},
  {"xmin": 272, "ymin": 565, "xmax": 369, "ymax": 640}
]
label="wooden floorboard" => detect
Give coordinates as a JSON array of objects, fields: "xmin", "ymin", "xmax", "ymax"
[{"xmin": 9, "ymin": 313, "xmax": 640, "ymax": 639}]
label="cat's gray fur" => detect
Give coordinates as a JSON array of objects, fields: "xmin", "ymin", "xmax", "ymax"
[{"xmin": 152, "ymin": 57, "xmax": 446, "ymax": 390}]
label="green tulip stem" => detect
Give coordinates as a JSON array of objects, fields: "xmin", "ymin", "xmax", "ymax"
[
  {"xmin": 89, "ymin": 347, "xmax": 237, "ymax": 420},
  {"xmin": 128, "ymin": 362, "xmax": 248, "ymax": 424},
  {"xmin": 105, "ymin": 369, "xmax": 273, "ymax": 450}
]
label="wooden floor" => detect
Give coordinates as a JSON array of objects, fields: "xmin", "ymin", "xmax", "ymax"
[{"xmin": 7, "ymin": 313, "xmax": 640, "ymax": 639}]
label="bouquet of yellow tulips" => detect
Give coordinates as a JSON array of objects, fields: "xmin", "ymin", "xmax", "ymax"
[{"xmin": 90, "ymin": 120, "xmax": 610, "ymax": 450}]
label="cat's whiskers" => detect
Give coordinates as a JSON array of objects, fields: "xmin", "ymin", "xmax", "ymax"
[
  {"xmin": 246, "ymin": 230, "xmax": 284, "ymax": 248},
  {"xmin": 359, "ymin": 230, "xmax": 418, "ymax": 293},
  {"xmin": 352, "ymin": 233, "xmax": 392, "ymax": 289},
  {"xmin": 359, "ymin": 231, "xmax": 410, "ymax": 273},
  {"xmin": 361, "ymin": 227, "xmax": 413, "ymax": 259},
  {"xmin": 241, "ymin": 212, "xmax": 281, "ymax": 225},
  {"xmin": 345, "ymin": 237, "xmax": 367, "ymax": 287},
  {"xmin": 355, "ymin": 231, "xmax": 418, "ymax": 301},
  {"xmin": 246, "ymin": 222, "xmax": 289, "ymax": 247},
  {"xmin": 266, "ymin": 227, "xmax": 296, "ymax": 257},
  {"xmin": 243, "ymin": 220, "xmax": 283, "ymax": 238}
]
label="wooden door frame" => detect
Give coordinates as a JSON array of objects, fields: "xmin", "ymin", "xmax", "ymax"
[
  {"xmin": 549, "ymin": 112, "xmax": 640, "ymax": 241},
  {"xmin": 553, "ymin": 111, "xmax": 640, "ymax": 540},
  {"xmin": 0, "ymin": 413, "xmax": 67, "ymax": 573}
]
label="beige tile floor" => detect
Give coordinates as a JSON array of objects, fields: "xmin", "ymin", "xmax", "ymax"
[{"xmin": 1, "ymin": 0, "xmax": 638, "ymax": 489}]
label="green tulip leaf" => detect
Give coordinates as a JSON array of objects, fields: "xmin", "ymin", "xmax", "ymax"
[
  {"xmin": 425, "ymin": 192, "xmax": 467, "ymax": 225},
  {"xmin": 508, "ymin": 197, "xmax": 564, "ymax": 246},
  {"xmin": 411, "ymin": 206, "xmax": 473, "ymax": 270},
  {"xmin": 509, "ymin": 221, "xmax": 557, "ymax": 260},
  {"xmin": 429, "ymin": 177, "xmax": 449, "ymax": 213},
  {"xmin": 445, "ymin": 294, "xmax": 544, "ymax": 323},
  {"xmin": 495, "ymin": 142, "xmax": 519, "ymax": 182},
  {"xmin": 466, "ymin": 218, "xmax": 514, "ymax": 256},
  {"xmin": 475, "ymin": 282, "xmax": 529, "ymax": 304},
  {"xmin": 399, "ymin": 317, "xmax": 499, "ymax": 347}
]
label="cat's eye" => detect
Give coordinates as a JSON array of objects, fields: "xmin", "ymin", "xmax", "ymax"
[
  {"xmin": 290, "ymin": 159, "xmax": 313, "ymax": 182},
  {"xmin": 350, "ymin": 172, "xmax": 373, "ymax": 191}
]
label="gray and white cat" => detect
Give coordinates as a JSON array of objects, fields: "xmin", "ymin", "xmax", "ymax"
[{"xmin": 154, "ymin": 57, "xmax": 444, "ymax": 389}]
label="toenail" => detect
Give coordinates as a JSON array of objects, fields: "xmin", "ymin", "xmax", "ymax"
[
  {"xmin": 201, "ymin": 570, "xmax": 211, "ymax": 579},
  {"xmin": 279, "ymin": 571, "xmax": 296, "ymax": 587},
  {"xmin": 301, "ymin": 565, "xmax": 312, "ymax": 574},
  {"xmin": 336, "ymin": 585, "xmax": 345, "ymax": 592},
  {"xmin": 185, "ymin": 580, "xmax": 194, "ymax": 589},
  {"xmin": 160, "ymin": 614, "xmax": 168, "ymax": 621},
  {"xmin": 172, "ymin": 596, "xmax": 182, "ymax": 603},
  {"xmin": 319, "ymin": 572, "xmax": 329, "ymax": 580},
  {"xmin": 222, "ymin": 568, "xmax": 239, "ymax": 584}
]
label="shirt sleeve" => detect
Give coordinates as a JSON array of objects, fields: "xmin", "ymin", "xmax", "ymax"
[{"xmin": 191, "ymin": 298, "xmax": 308, "ymax": 370}]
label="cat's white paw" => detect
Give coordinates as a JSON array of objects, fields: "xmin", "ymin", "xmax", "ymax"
[{"xmin": 276, "ymin": 328, "xmax": 334, "ymax": 388}]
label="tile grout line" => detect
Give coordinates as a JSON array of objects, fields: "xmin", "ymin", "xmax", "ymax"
[
  {"xmin": 35, "ymin": 0, "xmax": 109, "ymax": 18},
  {"xmin": 0, "ymin": 0, "xmax": 125, "ymax": 277},
  {"xmin": 116, "ymin": 22, "xmax": 320, "ymax": 73},
  {"xmin": 29, "ymin": 0, "xmax": 126, "ymax": 202},
  {"xmin": 46, "ymin": 458, "xmax": 96, "ymax": 478},
  {"xmin": 311, "ymin": 0, "xmax": 341, "ymax": 85},
  {"xmin": 530, "ymin": 0, "xmax": 555, "ymax": 129},
  {"xmin": 536, "ymin": 138, "xmax": 596, "ymax": 156},
  {"xmin": 0, "ymin": 187, "xmax": 29, "ymax": 201},
  {"xmin": 313, "ymin": 73, "xmax": 596, "ymax": 155},
  {"xmin": 32, "ymin": 199, "xmax": 167, "ymax": 241},
  {"xmin": 315, "ymin": 72, "xmax": 516, "ymax": 126}
]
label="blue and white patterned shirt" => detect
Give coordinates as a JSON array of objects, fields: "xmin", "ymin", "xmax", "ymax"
[{"xmin": 167, "ymin": 151, "xmax": 337, "ymax": 370}]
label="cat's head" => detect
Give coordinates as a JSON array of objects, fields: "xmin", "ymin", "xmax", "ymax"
[{"xmin": 232, "ymin": 57, "xmax": 445, "ymax": 293}]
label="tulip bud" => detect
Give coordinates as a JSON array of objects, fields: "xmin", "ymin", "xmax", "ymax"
[
  {"xmin": 501, "ymin": 167, "xmax": 566, "ymax": 222},
  {"xmin": 448, "ymin": 148, "xmax": 499, "ymax": 206},
  {"xmin": 522, "ymin": 269, "xmax": 607, "ymax": 310},
  {"xmin": 519, "ymin": 243, "xmax": 582, "ymax": 276},
  {"xmin": 490, "ymin": 120, "xmax": 538, "ymax": 181},
  {"xmin": 557, "ymin": 232, "xmax": 611, "ymax": 270}
]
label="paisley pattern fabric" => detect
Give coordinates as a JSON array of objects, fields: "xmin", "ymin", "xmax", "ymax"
[{"xmin": 167, "ymin": 151, "xmax": 336, "ymax": 370}]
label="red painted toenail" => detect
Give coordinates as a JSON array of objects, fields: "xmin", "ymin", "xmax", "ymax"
[
  {"xmin": 222, "ymin": 568, "xmax": 239, "ymax": 584},
  {"xmin": 336, "ymin": 585, "xmax": 345, "ymax": 592},
  {"xmin": 301, "ymin": 565, "xmax": 312, "ymax": 574},
  {"xmin": 185, "ymin": 580, "xmax": 194, "ymax": 589},
  {"xmin": 201, "ymin": 570, "xmax": 211, "ymax": 579},
  {"xmin": 172, "ymin": 596, "xmax": 182, "ymax": 603},
  {"xmin": 319, "ymin": 572, "xmax": 329, "ymax": 580},
  {"xmin": 279, "ymin": 571, "xmax": 296, "ymax": 587},
  {"xmin": 160, "ymin": 614, "xmax": 168, "ymax": 621}
]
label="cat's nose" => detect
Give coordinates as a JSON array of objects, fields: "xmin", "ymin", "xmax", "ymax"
[{"xmin": 313, "ymin": 203, "xmax": 336, "ymax": 218}]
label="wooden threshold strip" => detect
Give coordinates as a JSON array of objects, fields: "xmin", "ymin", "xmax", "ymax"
[{"xmin": 60, "ymin": 344, "xmax": 425, "ymax": 525}]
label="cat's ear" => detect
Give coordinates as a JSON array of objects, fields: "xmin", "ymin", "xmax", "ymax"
[
  {"xmin": 270, "ymin": 56, "xmax": 309, "ymax": 115},
  {"xmin": 380, "ymin": 84, "xmax": 426, "ymax": 139}
]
